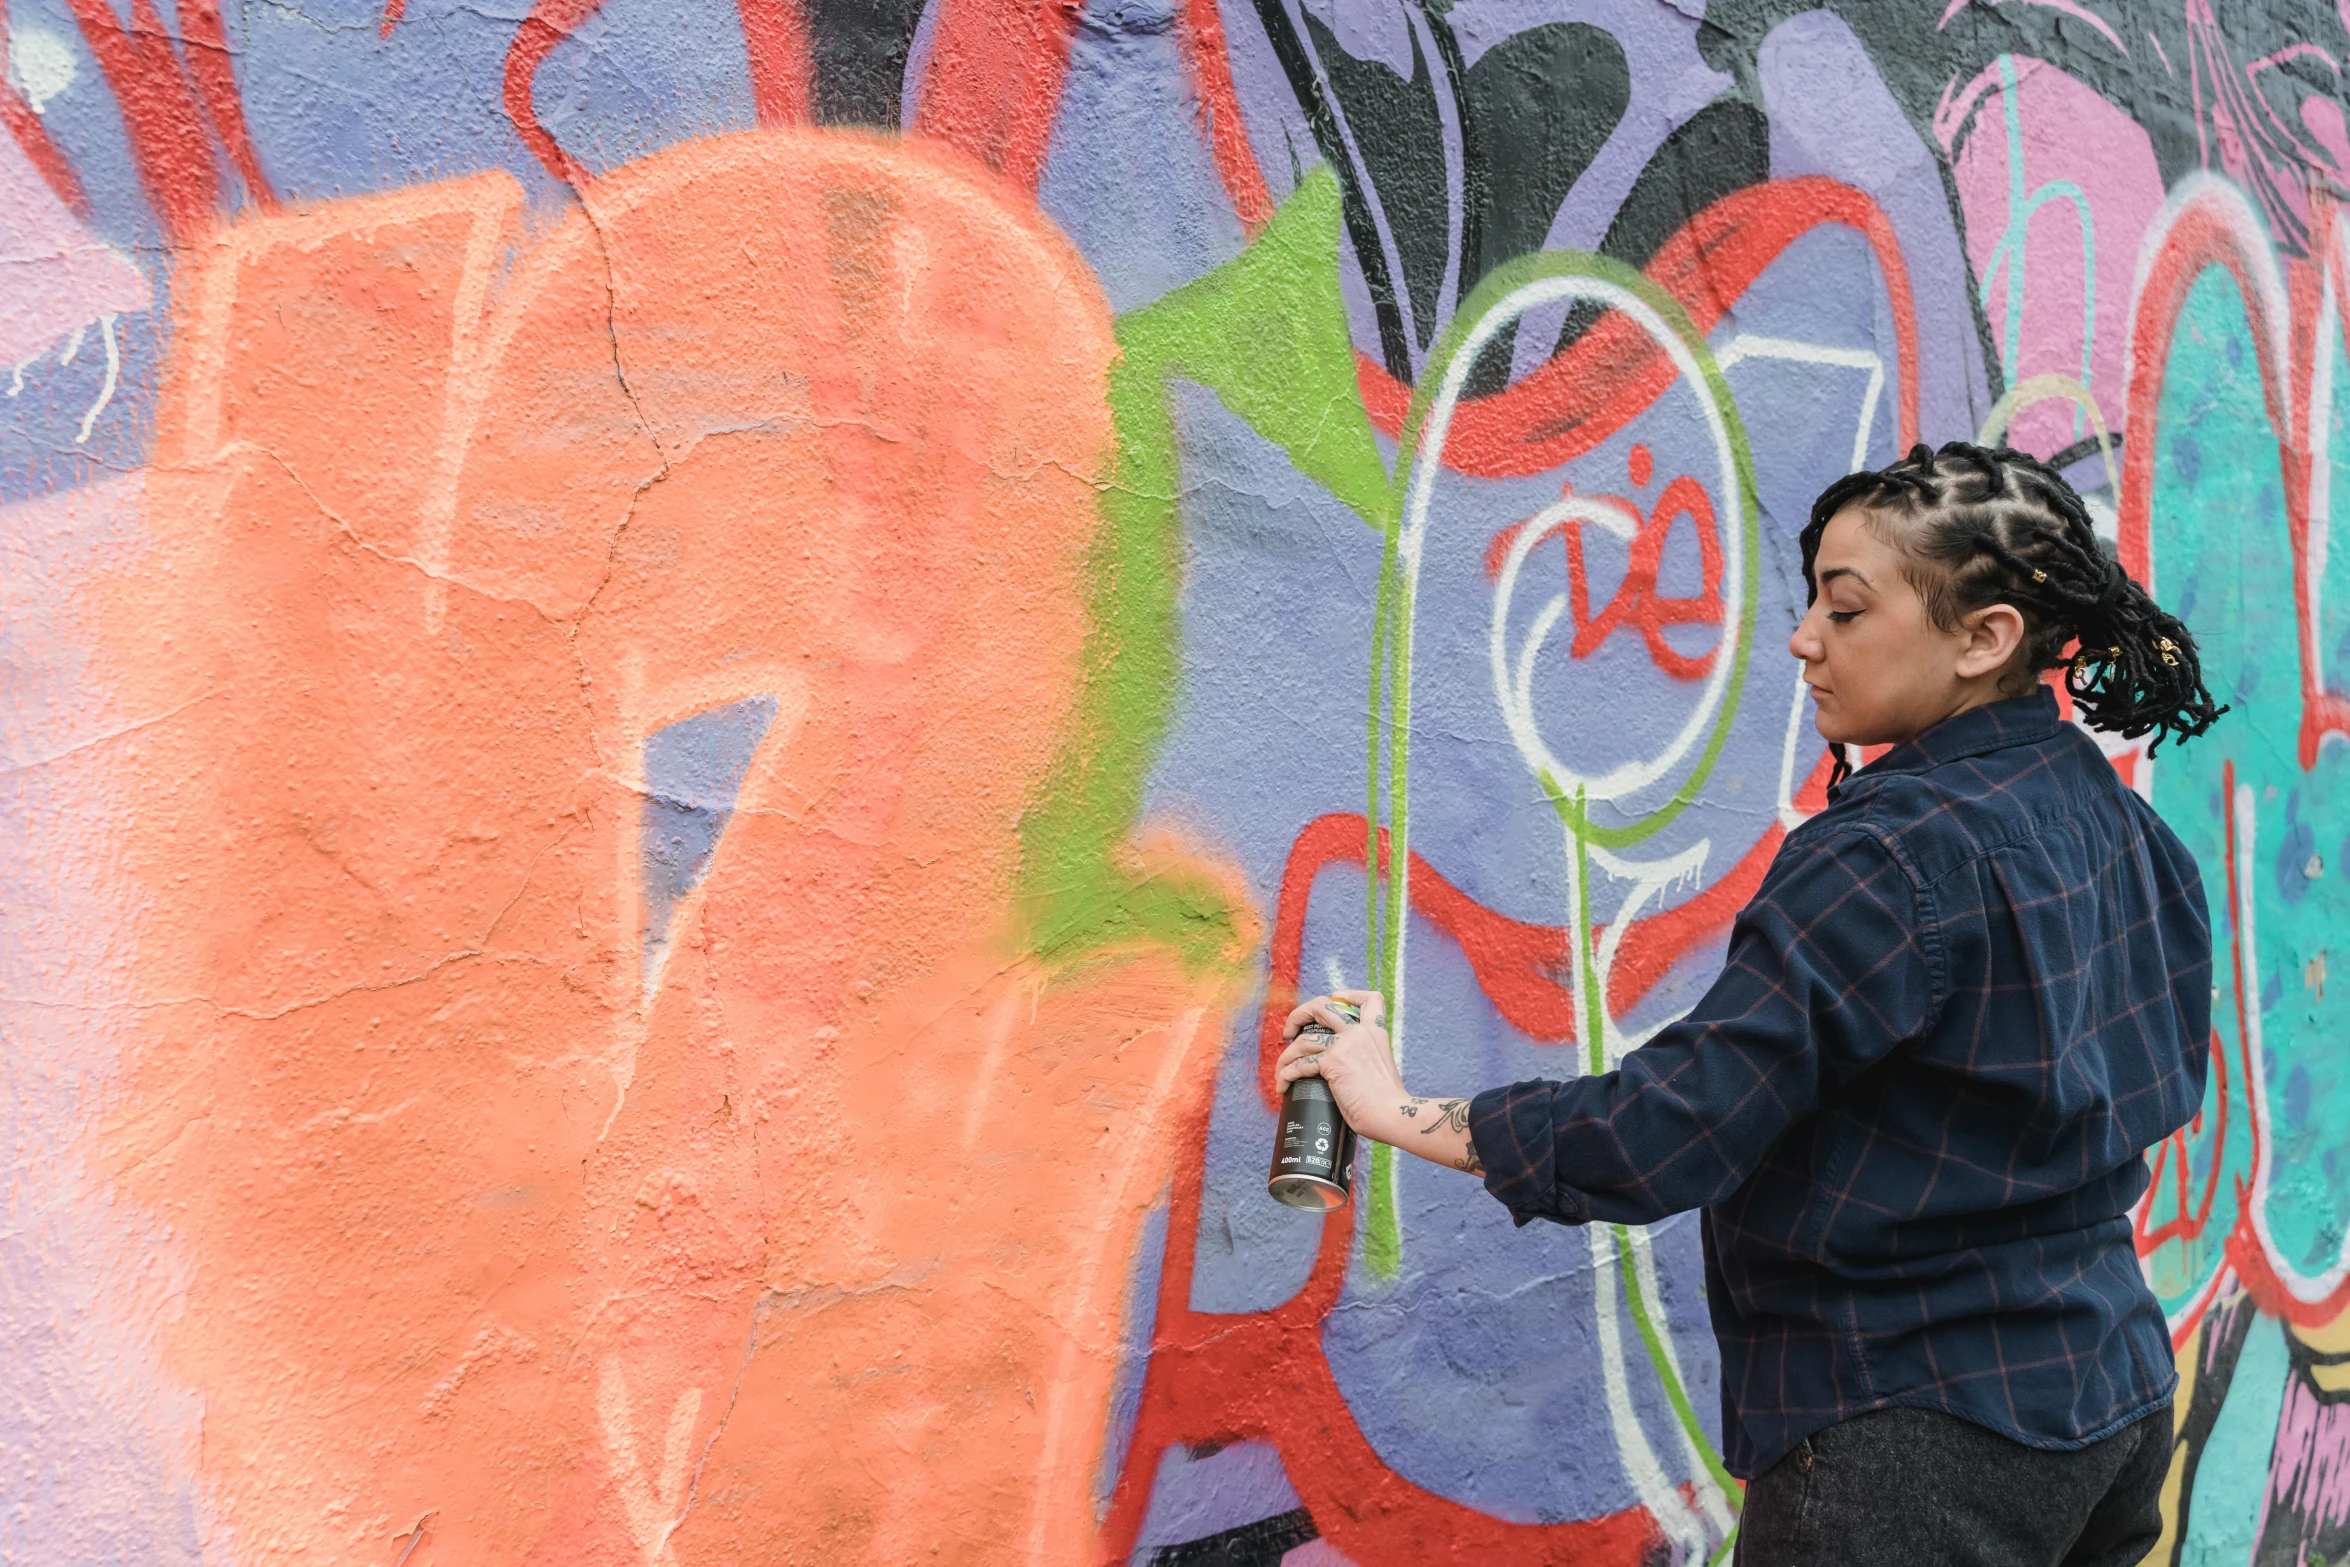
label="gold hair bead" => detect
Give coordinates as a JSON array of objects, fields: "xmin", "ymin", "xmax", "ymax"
[
  {"xmin": 2156, "ymin": 636, "xmax": 2180, "ymax": 666},
  {"xmin": 2031, "ymin": 568, "xmax": 2048, "ymax": 583}
]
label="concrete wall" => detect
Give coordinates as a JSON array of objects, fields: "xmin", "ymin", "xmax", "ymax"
[{"xmin": 3, "ymin": 1, "xmax": 2348, "ymax": 1562}]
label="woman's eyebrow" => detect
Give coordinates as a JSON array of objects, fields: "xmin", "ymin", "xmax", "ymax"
[{"xmin": 1818, "ymin": 566, "xmax": 1873, "ymax": 589}]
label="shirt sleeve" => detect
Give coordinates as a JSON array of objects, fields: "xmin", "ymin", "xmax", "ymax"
[{"xmin": 1468, "ymin": 826, "xmax": 1939, "ymax": 1227}]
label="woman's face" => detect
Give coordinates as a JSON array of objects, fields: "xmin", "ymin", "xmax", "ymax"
[{"xmin": 1788, "ymin": 507, "xmax": 2014, "ymax": 748}]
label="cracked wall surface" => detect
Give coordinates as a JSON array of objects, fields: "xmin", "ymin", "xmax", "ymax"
[{"xmin": 6, "ymin": 1, "xmax": 2350, "ymax": 1565}]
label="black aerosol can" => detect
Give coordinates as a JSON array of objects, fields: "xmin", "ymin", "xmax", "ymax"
[{"xmin": 1267, "ymin": 998, "xmax": 1361, "ymax": 1211}]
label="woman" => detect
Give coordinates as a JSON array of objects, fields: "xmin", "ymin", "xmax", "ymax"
[{"xmin": 1280, "ymin": 442, "xmax": 2224, "ymax": 1566}]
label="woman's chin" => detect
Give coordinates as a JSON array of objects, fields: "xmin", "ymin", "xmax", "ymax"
[{"xmin": 1814, "ymin": 720, "xmax": 1889, "ymax": 751}]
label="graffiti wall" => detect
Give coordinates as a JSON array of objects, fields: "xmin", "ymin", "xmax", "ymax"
[{"xmin": 4, "ymin": 0, "xmax": 2350, "ymax": 1561}]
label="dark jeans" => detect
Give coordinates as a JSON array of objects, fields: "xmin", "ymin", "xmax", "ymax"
[{"xmin": 1734, "ymin": 1404, "xmax": 2173, "ymax": 1567}]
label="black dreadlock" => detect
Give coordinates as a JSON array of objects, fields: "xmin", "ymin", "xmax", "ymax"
[{"xmin": 1799, "ymin": 441, "xmax": 2227, "ymax": 786}]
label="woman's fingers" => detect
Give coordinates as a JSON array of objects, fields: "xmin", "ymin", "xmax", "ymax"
[
  {"xmin": 1287, "ymin": 991, "xmax": 1372, "ymax": 1043},
  {"xmin": 1273, "ymin": 1021, "xmax": 1343, "ymax": 1088},
  {"xmin": 1274, "ymin": 1007, "xmax": 1396, "ymax": 1090},
  {"xmin": 1273, "ymin": 1033, "xmax": 1325, "ymax": 1087},
  {"xmin": 1282, "ymin": 990, "xmax": 1388, "ymax": 1039}
]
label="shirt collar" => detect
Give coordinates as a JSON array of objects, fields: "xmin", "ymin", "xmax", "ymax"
[{"xmin": 1844, "ymin": 688, "xmax": 2062, "ymax": 786}]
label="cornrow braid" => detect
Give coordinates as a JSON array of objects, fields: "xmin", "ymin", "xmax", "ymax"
[{"xmin": 1799, "ymin": 441, "xmax": 2226, "ymax": 780}]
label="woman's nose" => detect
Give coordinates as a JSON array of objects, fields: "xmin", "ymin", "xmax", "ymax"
[{"xmin": 1789, "ymin": 609, "xmax": 1820, "ymax": 663}]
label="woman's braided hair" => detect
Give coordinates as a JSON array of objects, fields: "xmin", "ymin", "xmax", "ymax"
[{"xmin": 1799, "ymin": 441, "xmax": 2227, "ymax": 757}]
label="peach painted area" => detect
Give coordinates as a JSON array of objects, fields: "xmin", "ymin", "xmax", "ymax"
[{"xmin": 93, "ymin": 130, "xmax": 1249, "ymax": 1564}]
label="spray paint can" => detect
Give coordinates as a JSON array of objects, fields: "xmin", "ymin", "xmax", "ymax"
[{"xmin": 1266, "ymin": 998, "xmax": 1361, "ymax": 1211}]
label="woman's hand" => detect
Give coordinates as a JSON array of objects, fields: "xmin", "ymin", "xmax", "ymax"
[
  {"xmin": 1273, "ymin": 991, "xmax": 1485, "ymax": 1176},
  {"xmin": 1274, "ymin": 989, "xmax": 1404, "ymax": 1133}
]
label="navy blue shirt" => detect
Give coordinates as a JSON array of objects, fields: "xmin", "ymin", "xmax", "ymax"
[{"xmin": 1469, "ymin": 690, "xmax": 2209, "ymax": 1478}]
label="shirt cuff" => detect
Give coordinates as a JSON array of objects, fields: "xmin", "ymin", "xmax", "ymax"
[{"xmin": 1469, "ymin": 1081, "xmax": 1590, "ymax": 1227}]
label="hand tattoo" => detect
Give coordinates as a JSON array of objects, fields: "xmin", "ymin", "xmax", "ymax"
[
  {"xmin": 1456, "ymin": 1145, "xmax": 1485, "ymax": 1176},
  {"xmin": 1398, "ymin": 1101, "xmax": 1419, "ymax": 1119}
]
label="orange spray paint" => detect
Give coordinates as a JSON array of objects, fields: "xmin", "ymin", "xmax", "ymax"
[{"xmin": 97, "ymin": 130, "xmax": 1249, "ymax": 1564}]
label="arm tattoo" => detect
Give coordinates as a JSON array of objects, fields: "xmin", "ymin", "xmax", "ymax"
[
  {"xmin": 1422, "ymin": 1098, "xmax": 1472, "ymax": 1136},
  {"xmin": 1429, "ymin": 1099, "xmax": 1481, "ymax": 1173},
  {"xmin": 1397, "ymin": 1097, "xmax": 1470, "ymax": 1128},
  {"xmin": 1399, "ymin": 1097, "xmax": 1480, "ymax": 1174}
]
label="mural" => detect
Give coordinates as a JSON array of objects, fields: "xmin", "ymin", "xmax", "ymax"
[{"xmin": 3, "ymin": 0, "xmax": 2350, "ymax": 1562}]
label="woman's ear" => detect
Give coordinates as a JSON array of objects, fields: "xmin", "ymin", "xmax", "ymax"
[{"xmin": 1955, "ymin": 603, "xmax": 2027, "ymax": 681}]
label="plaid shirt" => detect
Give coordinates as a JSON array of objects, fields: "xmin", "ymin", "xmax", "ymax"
[{"xmin": 1469, "ymin": 690, "xmax": 2209, "ymax": 1478}]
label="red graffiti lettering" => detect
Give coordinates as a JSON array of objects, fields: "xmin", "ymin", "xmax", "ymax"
[
  {"xmin": 62, "ymin": 0, "xmax": 274, "ymax": 242},
  {"xmin": 175, "ymin": 0, "xmax": 272, "ymax": 205},
  {"xmin": 1247, "ymin": 804, "xmax": 1807, "ymax": 1109},
  {"xmin": 505, "ymin": 0, "xmax": 811, "ymax": 185},
  {"xmin": 1564, "ymin": 476, "xmax": 1726, "ymax": 680},
  {"xmin": 0, "ymin": 38, "xmax": 84, "ymax": 212},
  {"xmin": 912, "ymin": 0, "xmax": 1083, "ymax": 189},
  {"xmin": 1355, "ymin": 178, "xmax": 1921, "ymax": 480},
  {"xmin": 1484, "ymin": 454, "xmax": 1725, "ymax": 680},
  {"xmin": 2111, "ymin": 188, "xmax": 2350, "ymax": 1334}
]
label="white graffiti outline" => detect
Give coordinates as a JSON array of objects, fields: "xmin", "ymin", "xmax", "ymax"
[
  {"xmin": 1433, "ymin": 281, "xmax": 1745, "ymax": 811},
  {"xmin": 1712, "ymin": 334, "xmax": 1886, "ymax": 474},
  {"xmin": 2236, "ymin": 785, "xmax": 2350, "ymax": 1303},
  {"xmin": 1586, "ymin": 1219, "xmax": 1714, "ymax": 1560},
  {"xmin": 1389, "ymin": 268, "xmax": 1749, "ymax": 1558},
  {"xmin": 2120, "ymin": 175, "xmax": 2296, "ymax": 482},
  {"xmin": 1630, "ymin": 1218, "xmax": 1736, "ymax": 1540},
  {"xmin": 2309, "ymin": 219, "xmax": 2341, "ymax": 698}
]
